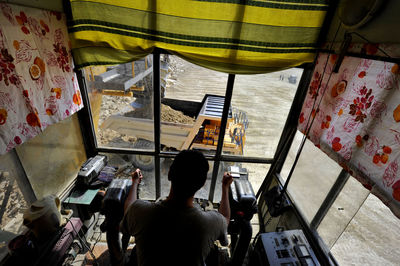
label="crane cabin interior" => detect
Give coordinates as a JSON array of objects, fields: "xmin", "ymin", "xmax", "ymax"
[{"xmin": 0, "ymin": 0, "xmax": 400, "ymax": 265}]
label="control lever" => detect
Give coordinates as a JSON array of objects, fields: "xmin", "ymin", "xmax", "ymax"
[
  {"xmin": 101, "ymin": 179, "xmax": 132, "ymax": 266},
  {"xmin": 228, "ymin": 168, "xmax": 257, "ymax": 266}
]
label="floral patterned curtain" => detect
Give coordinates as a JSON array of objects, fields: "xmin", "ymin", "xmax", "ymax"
[
  {"xmin": 0, "ymin": 3, "xmax": 83, "ymax": 155},
  {"xmin": 298, "ymin": 53, "xmax": 400, "ymax": 218}
]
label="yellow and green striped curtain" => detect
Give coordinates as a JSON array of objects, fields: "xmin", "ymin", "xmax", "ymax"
[{"xmin": 68, "ymin": 0, "xmax": 329, "ymax": 74}]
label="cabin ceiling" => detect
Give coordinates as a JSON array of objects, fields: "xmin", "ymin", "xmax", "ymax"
[{"xmin": 325, "ymin": 0, "xmax": 400, "ymax": 44}]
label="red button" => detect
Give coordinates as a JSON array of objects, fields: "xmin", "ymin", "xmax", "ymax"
[{"xmin": 236, "ymin": 211, "xmax": 244, "ymax": 217}]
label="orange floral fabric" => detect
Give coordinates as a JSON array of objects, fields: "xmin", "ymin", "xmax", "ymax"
[
  {"xmin": 0, "ymin": 3, "xmax": 83, "ymax": 154},
  {"xmin": 299, "ymin": 53, "xmax": 400, "ymax": 218}
]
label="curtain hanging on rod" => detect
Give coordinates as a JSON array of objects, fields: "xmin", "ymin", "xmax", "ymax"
[
  {"xmin": 0, "ymin": 3, "xmax": 83, "ymax": 155},
  {"xmin": 67, "ymin": 0, "xmax": 328, "ymax": 73},
  {"xmin": 298, "ymin": 52, "xmax": 400, "ymax": 218}
]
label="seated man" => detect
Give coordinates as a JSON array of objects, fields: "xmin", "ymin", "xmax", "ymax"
[{"xmin": 120, "ymin": 150, "xmax": 233, "ymax": 266}]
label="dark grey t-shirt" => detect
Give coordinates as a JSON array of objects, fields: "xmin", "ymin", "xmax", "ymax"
[{"xmin": 120, "ymin": 199, "xmax": 228, "ymax": 266}]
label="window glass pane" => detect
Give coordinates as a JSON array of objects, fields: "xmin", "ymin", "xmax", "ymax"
[
  {"xmin": 240, "ymin": 163, "xmax": 270, "ymax": 193},
  {"xmin": 85, "ymin": 56, "xmax": 155, "ymax": 150},
  {"xmin": 223, "ymin": 69, "xmax": 302, "ymax": 158},
  {"xmin": 161, "ymin": 158, "xmax": 215, "ymax": 200},
  {"xmin": 16, "ymin": 115, "xmax": 86, "ymax": 199},
  {"xmin": 212, "ymin": 162, "xmax": 269, "ymax": 203},
  {"xmin": 281, "ymin": 133, "xmax": 343, "ymax": 222},
  {"xmin": 162, "ymin": 55, "xmax": 227, "ymax": 154},
  {"xmin": 317, "ymin": 176, "xmax": 370, "ymax": 248},
  {"xmin": 280, "ymin": 130, "xmax": 303, "ymax": 181},
  {"xmin": 0, "ymin": 152, "xmax": 28, "ymax": 260},
  {"xmin": 330, "ymin": 194, "xmax": 400, "ymax": 265}
]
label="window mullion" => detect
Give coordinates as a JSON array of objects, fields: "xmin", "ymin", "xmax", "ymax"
[
  {"xmin": 153, "ymin": 52, "xmax": 161, "ymax": 199},
  {"xmin": 208, "ymin": 74, "xmax": 235, "ymax": 202}
]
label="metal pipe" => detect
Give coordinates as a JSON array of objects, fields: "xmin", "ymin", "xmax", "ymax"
[
  {"xmin": 319, "ymin": 49, "xmax": 400, "ymax": 64},
  {"xmin": 97, "ymin": 147, "xmax": 156, "ymax": 156},
  {"xmin": 98, "ymin": 147, "xmax": 274, "ymax": 164},
  {"xmin": 208, "ymin": 74, "xmax": 235, "ymax": 202},
  {"xmin": 219, "ymin": 155, "xmax": 273, "ymax": 164},
  {"xmin": 153, "ymin": 52, "xmax": 161, "ymax": 199}
]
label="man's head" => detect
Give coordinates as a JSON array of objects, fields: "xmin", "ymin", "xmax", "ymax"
[{"xmin": 168, "ymin": 150, "xmax": 209, "ymax": 199}]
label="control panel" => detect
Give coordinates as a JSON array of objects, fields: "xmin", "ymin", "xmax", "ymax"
[{"xmin": 255, "ymin": 229, "xmax": 320, "ymax": 266}]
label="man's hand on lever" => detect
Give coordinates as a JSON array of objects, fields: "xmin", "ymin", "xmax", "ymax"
[
  {"xmin": 219, "ymin": 172, "xmax": 233, "ymax": 225},
  {"xmin": 222, "ymin": 172, "xmax": 233, "ymax": 188},
  {"xmin": 132, "ymin": 168, "xmax": 143, "ymax": 185},
  {"xmin": 124, "ymin": 168, "xmax": 143, "ymax": 213}
]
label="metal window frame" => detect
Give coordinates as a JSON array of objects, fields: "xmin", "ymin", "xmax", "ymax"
[{"xmin": 76, "ymin": 49, "xmax": 352, "ymax": 264}]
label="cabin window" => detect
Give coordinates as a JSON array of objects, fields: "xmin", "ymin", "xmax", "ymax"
[
  {"xmin": 223, "ymin": 69, "xmax": 302, "ymax": 159},
  {"xmin": 316, "ymin": 176, "xmax": 370, "ymax": 249},
  {"xmin": 279, "ymin": 130, "xmax": 400, "ymax": 265},
  {"xmin": 280, "ymin": 131, "xmax": 343, "ymax": 223},
  {"xmin": 15, "ymin": 115, "xmax": 86, "ymax": 199},
  {"xmin": 0, "ymin": 152, "xmax": 29, "ymax": 260},
  {"xmin": 83, "ymin": 57, "xmax": 155, "ymax": 150},
  {"xmin": 81, "ymin": 53, "xmax": 305, "ymax": 201},
  {"xmin": 161, "ymin": 158, "xmax": 218, "ymax": 200},
  {"xmin": 99, "ymin": 153, "xmax": 156, "ymax": 200},
  {"xmin": 317, "ymin": 178, "xmax": 400, "ymax": 265},
  {"xmin": 159, "ymin": 55, "xmax": 227, "ymax": 156}
]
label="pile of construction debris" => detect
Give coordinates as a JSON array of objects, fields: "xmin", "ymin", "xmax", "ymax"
[
  {"xmin": 96, "ymin": 56, "xmax": 195, "ymax": 146},
  {"xmin": 161, "ymin": 104, "xmax": 195, "ymax": 124}
]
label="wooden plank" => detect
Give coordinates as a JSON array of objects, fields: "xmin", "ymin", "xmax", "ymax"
[
  {"xmin": 100, "ymin": 115, "xmax": 193, "ymax": 149},
  {"xmin": 181, "ymin": 116, "xmax": 205, "ymax": 150},
  {"xmin": 102, "ymin": 116, "xmax": 193, "ymax": 130}
]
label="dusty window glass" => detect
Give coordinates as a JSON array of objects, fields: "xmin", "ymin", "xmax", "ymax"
[
  {"xmin": 317, "ymin": 177, "xmax": 370, "ymax": 249},
  {"xmin": 16, "ymin": 115, "xmax": 86, "ymax": 199},
  {"xmin": 0, "ymin": 152, "xmax": 28, "ymax": 260},
  {"xmin": 280, "ymin": 132, "xmax": 343, "ymax": 223},
  {"xmin": 330, "ymin": 193, "xmax": 400, "ymax": 265},
  {"xmin": 209, "ymin": 162, "xmax": 269, "ymax": 204},
  {"xmin": 223, "ymin": 69, "xmax": 302, "ymax": 158},
  {"xmin": 160, "ymin": 158, "xmax": 215, "ymax": 200},
  {"xmin": 84, "ymin": 56, "xmax": 155, "ymax": 150},
  {"xmin": 100, "ymin": 153, "xmax": 155, "ymax": 200},
  {"xmin": 104, "ymin": 152, "xmax": 216, "ymax": 201},
  {"xmin": 161, "ymin": 55, "xmax": 227, "ymax": 155},
  {"xmin": 241, "ymin": 162, "xmax": 270, "ymax": 193}
]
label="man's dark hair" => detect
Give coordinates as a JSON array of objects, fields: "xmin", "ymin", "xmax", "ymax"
[{"xmin": 168, "ymin": 150, "xmax": 209, "ymax": 199}]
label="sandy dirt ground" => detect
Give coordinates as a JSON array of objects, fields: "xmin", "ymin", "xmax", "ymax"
[
  {"xmin": 93, "ymin": 56, "xmax": 400, "ymax": 265},
  {"xmin": 0, "ymin": 171, "xmax": 27, "ymax": 234}
]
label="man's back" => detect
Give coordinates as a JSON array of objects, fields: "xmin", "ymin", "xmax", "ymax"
[{"xmin": 121, "ymin": 199, "xmax": 228, "ymax": 266}]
